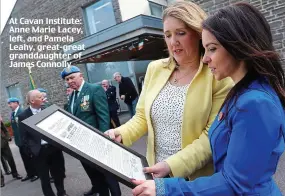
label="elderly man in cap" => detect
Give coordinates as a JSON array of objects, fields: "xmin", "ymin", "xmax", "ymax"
[
  {"xmin": 7, "ymin": 97, "xmax": 39, "ymax": 182},
  {"xmin": 62, "ymin": 66, "xmax": 121, "ymax": 196},
  {"xmin": 101, "ymin": 80, "xmax": 121, "ymax": 128},
  {"xmin": 113, "ymin": 72, "xmax": 138, "ymax": 117},
  {"xmin": 18, "ymin": 90, "xmax": 68, "ymax": 196}
]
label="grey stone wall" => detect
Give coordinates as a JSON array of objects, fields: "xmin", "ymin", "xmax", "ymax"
[
  {"xmin": 195, "ymin": 0, "xmax": 285, "ymax": 67},
  {"xmin": 0, "ymin": 0, "xmax": 121, "ymax": 120}
]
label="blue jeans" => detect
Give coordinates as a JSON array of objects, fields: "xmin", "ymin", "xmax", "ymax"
[{"xmin": 127, "ymin": 97, "xmax": 138, "ymax": 117}]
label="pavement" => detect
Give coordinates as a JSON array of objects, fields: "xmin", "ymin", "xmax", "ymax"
[{"xmin": 1, "ymin": 112, "xmax": 285, "ymax": 196}]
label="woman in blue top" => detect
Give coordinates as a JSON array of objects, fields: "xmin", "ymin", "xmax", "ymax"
[{"xmin": 132, "ymin": 2, "xmax": 285, "ymax": 196}]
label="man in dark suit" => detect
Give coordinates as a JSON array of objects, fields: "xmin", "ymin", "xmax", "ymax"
[
  {"xmin": 113, "ymin": 72, "xmax": 138, "ymax": 117},
  {"xmin": 0, "ymin": 116, "xmax": 22, "ymax": 180},
  {"xmin": 62, "ymin": 66, "xmax": 121, "ymax": 196},
  {"xmin": 18, "ymin": 90, "xmax": 68, "ymax": 196},
  {"xmin": 8, "ymin": 97, "xmax": 39, "ymax": 182},
  {"xmin": 101, "ymin": 80, "xmax": 121, "ymax": 128},
  {"xmin": 37, "ymin": 88, "xmax": 66, "ymax": 183}
]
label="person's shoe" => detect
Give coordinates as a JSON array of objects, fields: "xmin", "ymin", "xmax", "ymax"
[
  {"xmin": 1, "ymin": 178, "xmax": 4, "ymax": 188},
  {"xmin": 83, "ymin": 189, "xmax": 97, "ymax": 196},
  {"xmin": 30, "ymin": 176, "xmax": 39, "ymax": 182},
  {"xmin": 5, "ymin": 171, "xmax": 11, "ymax": 175},
  {"xmin": 13, "ymin": 174, "xmax": 22, "ymax": 180},
  {"xmin": 21, "ymin": 175, "xmax": 31, "ymax": 182}
]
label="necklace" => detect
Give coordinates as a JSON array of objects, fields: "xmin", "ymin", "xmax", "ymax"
[{"xmin": 173, "ymin": 69, "xmax": 192, "ymax": 84}]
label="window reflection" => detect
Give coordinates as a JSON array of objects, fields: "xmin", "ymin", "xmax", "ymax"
[{"xmin": 85, "ymin": 0, "xmax": 116, "ymax": 35}]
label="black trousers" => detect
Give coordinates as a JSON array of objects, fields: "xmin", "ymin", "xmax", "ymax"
[
  {"xmin": 19, "ymin": 146, "xmax": 37, "ymax": 177},
  {"xmin": 34, "ymin": 145, "xmax": 66, "ymax": 196},
  {"xmin": 1, "ymin": 145, "xmax": 18, "ymax": 177},
  {"xmin": 81, "ymin": 161, "xmax": 121, "ymax": 196},
  {"xmin": 1, "ymin": 155, "xmax": 10, "ymax": 173},
  {"xmin": 110, "ymin": 110, "xmax": 121, "ymax": 129},
  {"xmin": 1, "ymin": 169, "xmax": 4, "ymax": 181}
]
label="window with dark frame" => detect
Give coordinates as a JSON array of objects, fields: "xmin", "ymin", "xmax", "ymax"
[
  {"xmin": 149, "ymin": 1, "xmax": 165, "ymax": 18},
  {"xmin": 6, "ymin": 83, "xmax": 24, "ymax": 105},
  {"xmin": 84, "ymin": 0, "xmax": 117, "ymax": 35}
]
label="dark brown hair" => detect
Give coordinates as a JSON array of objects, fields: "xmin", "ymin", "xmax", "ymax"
[{"xmin": 202, "ymin": 2, "xmax": 285, "ymax": 113}]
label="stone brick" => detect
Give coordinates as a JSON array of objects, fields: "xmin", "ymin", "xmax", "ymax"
[
  {"xmin": 263, "ymin": 10, "xmax": 272, "ymax": 18},
  {"xmin": 215, "ymin": 0, "xmax": 228, "ymax": 5},
  {"xmin": 269, "ymin": 20, "xmax": 283, "ymax": 29},
  {"xmin": 273, "ymin": 41, "xmax": 282, "ymax": 49},
  {"xmin": 262, "ymin": 1, "xmax": 276, "ymax": 10},
  {"xmin": 272, "ymin": 6, "xmax": 285, "ymax": 17},
  {"xmin": 273, "ymin": 33, "xmax": 284, "ymax": 42},
  {"xmin": 112, "ymin": 0, "xmax": 122, "ymax": 23},
  {"xmin": 229, "ymin": 0, "xmax": 241, "ymax": 4},
  {"xmin": 200, "ymin": 1, "xmax": 214, "ymax": 10},
  {"xmin": 276, "ymin": 26, "xmax": 285, "ymax": 33},
  {"xmin": 250, "ymin": 0, "xmax": 262, "ymax": 7}
]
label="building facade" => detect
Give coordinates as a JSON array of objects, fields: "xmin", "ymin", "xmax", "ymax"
[{"xmin": 1, "ymin": 0, "xmax": 284, "ymax": 121}]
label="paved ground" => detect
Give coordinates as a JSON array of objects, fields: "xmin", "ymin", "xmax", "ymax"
[{"xmin": 1, "ymin": 112, "xmax": 285, "ymax": 196}]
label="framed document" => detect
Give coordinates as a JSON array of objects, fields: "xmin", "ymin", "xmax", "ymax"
[{"xmin": 21, "ymin": 104, "xmax": 152, "ymax": 188}]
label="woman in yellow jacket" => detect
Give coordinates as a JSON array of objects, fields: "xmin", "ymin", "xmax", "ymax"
[{"xmin": 105, "ymin": 1, "xmax": 233, "ymax": 180}]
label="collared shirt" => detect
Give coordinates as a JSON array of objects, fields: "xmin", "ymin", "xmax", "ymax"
[
  {"xmin": 30, "ymin": 106, "xmax": 47, "ymax": 145},
  {"xmin": 14, "ymin": 106, "xmax": 20, "ymax": 115},
  {"xmin": 11, "ymin": 105, "xmax": 20, "ymax": 119},
  {"xmin": 71, "ymin": 80, "xmax": 85, "ymax": 114}
]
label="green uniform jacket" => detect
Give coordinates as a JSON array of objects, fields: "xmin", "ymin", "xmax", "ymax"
[
  {"xmin": 67, "ymin": 82, "xmax": 110, "ymax": 132},
  {"xmin": 11, "ymin": 107, "xmax": 24, "ymax": 147}
]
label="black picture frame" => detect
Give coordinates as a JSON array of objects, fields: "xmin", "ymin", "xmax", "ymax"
[{"xmin": 21, "ymin": 104, "xmax": 152, "ymax": 188}]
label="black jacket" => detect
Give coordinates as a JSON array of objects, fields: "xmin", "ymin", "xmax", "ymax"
[
  {"xmin": 119, "ymin": 77, "xmax": 138, "ymax": 105},
  {"xmin": 18, "ymin": 108, "xmax": 42, "ymax": 156},
  {"xmin": 1, "ymin": 121, "xmax": 10, "ymax": 149},
  {"xmin": 106, "ymin": 85, "xmax": 119, "ymax": 112}
]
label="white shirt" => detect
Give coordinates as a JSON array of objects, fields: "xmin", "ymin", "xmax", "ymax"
[
  {"xmin": 14, "ymin": 106, "xmax": 20, "ymax": 115},
  {"xmin": 30, "ymin": 106, "xmax": 48, "ymax": 145},
  {"xmin": 151, "ymin": 81, "xmax": 190, "ymax": 163},
  {"xmin": 71, "ymin": 80, "xmax": 85, "ymax": 114}
]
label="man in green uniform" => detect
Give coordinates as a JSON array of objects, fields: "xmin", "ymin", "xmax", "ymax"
[
  {"xmin": 62, "ymin": 66, "xmax": 121, "ymax": 196},
  {"xmin": 8, "ymin": 97, "xmax": 39, "ymax": 182}
]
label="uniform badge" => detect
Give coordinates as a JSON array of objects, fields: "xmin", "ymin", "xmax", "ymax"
[{"xmin": 80, "ymin": 95, "xmax": 90, "ymax": 111}]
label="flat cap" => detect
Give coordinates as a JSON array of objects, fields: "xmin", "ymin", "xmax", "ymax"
[
  {"xmin": 7, "ymin": 97, "xmax": 19, "ymax": 103},
  {"xmin": 61, "ymin": 66, "xmax": 80, "ymax": 79}
]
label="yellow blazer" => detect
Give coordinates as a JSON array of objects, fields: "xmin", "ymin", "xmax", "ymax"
[{"xmin": 115, "ymin": 58, "xmax": 234, "ymax": 179}]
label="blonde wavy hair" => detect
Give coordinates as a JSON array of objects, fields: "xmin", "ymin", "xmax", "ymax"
[{"xmin": 162, "ymin": 1, "xmax": 207, "ymax": 66}]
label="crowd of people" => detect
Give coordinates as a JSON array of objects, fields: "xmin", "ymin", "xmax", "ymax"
[
  {"xmin": 1, "ymin": 1, "xmax": 285, "ymax": 196},
  {"xmin": 1, "ymin": 67, "xmax": 139, "ymax": 196}
]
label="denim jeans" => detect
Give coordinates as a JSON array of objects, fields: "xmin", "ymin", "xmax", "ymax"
[{"xmin": 127, "ymin": 97, "xmax": 138, "ymax": 117}]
